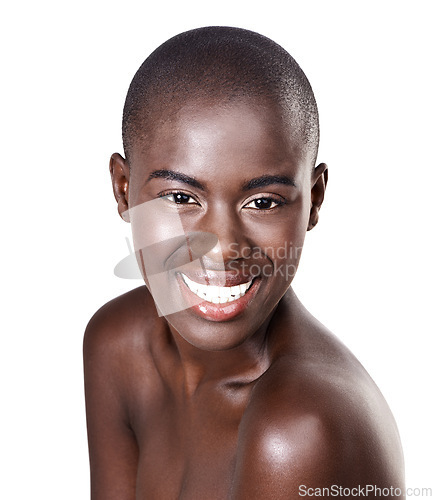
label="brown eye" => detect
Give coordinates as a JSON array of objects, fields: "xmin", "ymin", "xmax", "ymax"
[
  {"xmin": 244, "ymin": 197, "xmax": 282, "ymax": 210},
  {"xmin": 164, "ymin": 192, "xmax": 197, "ymax": 204}
]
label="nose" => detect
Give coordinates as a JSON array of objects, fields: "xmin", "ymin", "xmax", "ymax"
[{"xmin": 195, "ymin": 203, "xmax": 253, "ymax": 268}]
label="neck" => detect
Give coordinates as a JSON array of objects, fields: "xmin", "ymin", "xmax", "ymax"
[{"xmin": 162, "ymin": 296, "xmax": 291, "ymax": 398}]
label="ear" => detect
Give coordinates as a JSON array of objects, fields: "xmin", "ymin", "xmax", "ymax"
[
  {"xmin": 109, "ymin": 153, "xmax": 130, "ymax": 223},
  {"xmin": 307, "ymin": 162, "xmax": 328, "ymax": 231}
]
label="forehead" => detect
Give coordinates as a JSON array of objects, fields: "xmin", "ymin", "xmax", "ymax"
[{"xmin": 129, "ymin": 98, "xmax": 308, "ymax": 186}]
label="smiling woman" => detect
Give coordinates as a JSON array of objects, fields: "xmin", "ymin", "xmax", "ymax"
[
  {"xmin": 83, "ymin": 26, "xmax": 405, "ymax": 499},
  {"xmin": 113, "ymin": 98, "xmax": 320, "ymax": 345}
]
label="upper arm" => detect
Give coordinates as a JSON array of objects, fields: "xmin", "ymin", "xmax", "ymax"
[
  {"xmin": 232, "ymin": 411, "xmax": 341, "ymax": 499},
  {"xmin": 232, "ymin": 412, "xmax": 405, "ymax": 499},
  {"xmin": 83, "ymin": 308, "xmax": 139, "ymax": 500},
  {"xmin": 231, "ymin": 373, "xmax": 405, "ymax": 499}
]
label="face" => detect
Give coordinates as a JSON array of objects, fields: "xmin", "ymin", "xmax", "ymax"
[{"xmin": 111, "ymin": 98, "xmax": 327, "ymax": 351}]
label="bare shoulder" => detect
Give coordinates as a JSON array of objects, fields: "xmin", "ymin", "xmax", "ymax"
[
  {"xmin": 83, "ymin": 285, "xmax": 156, "ymax": 355},
  {"xmin": 232, "ymin": 318, "xmax": 405, "ymax": 498},
  {"xmin": 83, "ymin": 284, "xmax": 162, "ymax": 416},
  {"xmin": 83, "ymin": 286, "xmax": 159, "ymax": 500}
]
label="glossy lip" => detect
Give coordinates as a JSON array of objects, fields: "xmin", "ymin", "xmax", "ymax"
[{"xmin": 176, "ymin": 272, "xmax": 261, "ymax": 322}]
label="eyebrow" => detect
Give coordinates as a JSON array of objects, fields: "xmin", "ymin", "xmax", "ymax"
[
  {"xmin": 146, "ymin": 170, "xmax": 296, "ymax": 192},
  {"xmin": 242, "ymin": 175, "xmax": 296, "ymax": 191},
  {"xmin": 146, "ymin": 169, "xmax": 206, "ymax": 190}
]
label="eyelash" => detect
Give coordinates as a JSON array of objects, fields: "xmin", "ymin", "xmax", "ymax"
[
  {"xmin": 243, "ymin": 195, "xmax": 285, "ymax": 210},
  {"xmin": 158, "ymin": 191, "xmax": 286, "ymax": 211},
  {"xmin": 159, "ymin": 191, "xmax": 198, "ymax": 205}
]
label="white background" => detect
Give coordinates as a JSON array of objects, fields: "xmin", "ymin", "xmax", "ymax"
[{"xmin": 1, "ymin": 1, "xmax": 433, "ymax": 497}]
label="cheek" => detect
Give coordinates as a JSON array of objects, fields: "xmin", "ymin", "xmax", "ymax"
[
  {"xmin": 254, "ymin": 198, "xmax": 310, "ymax": 250},
  {"xmin": 248, "ymin": 200, "xmax": 310, "ymax": 283}
]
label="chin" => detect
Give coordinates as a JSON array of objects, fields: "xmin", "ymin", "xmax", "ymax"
[{"xmin": 162, "ymin": 298, "xmax": 275, "ymax": 352}]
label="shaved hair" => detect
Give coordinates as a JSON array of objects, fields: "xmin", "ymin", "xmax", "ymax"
[{"xmin": 122, "ymin": 26, "xmax": 319, "ymax": 165}]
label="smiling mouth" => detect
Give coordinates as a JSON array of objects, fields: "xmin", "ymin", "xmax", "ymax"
[{"xmin": 181, "ymin": 273, "xmax": 254, "ymax": 304}]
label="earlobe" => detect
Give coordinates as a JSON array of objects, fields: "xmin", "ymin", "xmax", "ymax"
[
  {"xmin": 110, "ymin": 153, "xmax": 130, "ymax": 223},
  {"xmin": 307, "ymin": 163, "xmax": 328, "ymax": 231}
]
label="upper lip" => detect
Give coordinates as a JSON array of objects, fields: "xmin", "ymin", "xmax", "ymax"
[{"xmin": 178, "ymin": 270, "xmax": 257, "ymax": 287}]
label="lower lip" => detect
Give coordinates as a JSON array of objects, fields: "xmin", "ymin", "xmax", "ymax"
[{"xmin": 177, "ymin": 275, "xmax": 261, "ymax": 322}]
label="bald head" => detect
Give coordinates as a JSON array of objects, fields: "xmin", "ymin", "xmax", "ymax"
[{"xmin": 122, "ymin": 26, "xmax": 319, "ymax": 166}]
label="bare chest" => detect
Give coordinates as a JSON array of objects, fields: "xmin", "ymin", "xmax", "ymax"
[{"xmin": 133, "ymin": 386, "xmax": 248, "ymax": 499}]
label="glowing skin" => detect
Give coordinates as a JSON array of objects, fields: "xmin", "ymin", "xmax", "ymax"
[
  {"xmin": 125, "ymin": 100, "xmax": 314, "ymax": 350},
  {"xmin": 84, "ymin": 97, "xmax": 405, "ymax": 499}
]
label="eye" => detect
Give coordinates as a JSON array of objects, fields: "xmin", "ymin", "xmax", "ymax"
[
  {"xmin": 161, "ymin": 192, "xmax": 199, "ymax": 205},
  {"xmin": 243, "ymin": 196, "xmax": 284, "ymax": 210}
]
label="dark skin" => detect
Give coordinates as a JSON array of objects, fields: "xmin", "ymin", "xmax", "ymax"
[{"xmin": 84, "ymin": 98, "xmax": 405, "ymax": 499}]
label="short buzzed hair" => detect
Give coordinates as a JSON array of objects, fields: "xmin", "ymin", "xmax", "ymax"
[{"xmin": 122, "ymin": 26, "xmax": 319, "ymax": 166}]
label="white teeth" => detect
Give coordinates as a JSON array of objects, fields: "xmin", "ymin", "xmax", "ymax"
[
  {"xmin": 181, "ymin": 274, "xmax": 253, "ymax": 304},
  {"xmin": 219, "ymin": 287, "xmax": 232, "ymax": 298},
  {"xmin": 208, "ymin": 285, "xmax": 219, "ymax": 297}
]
